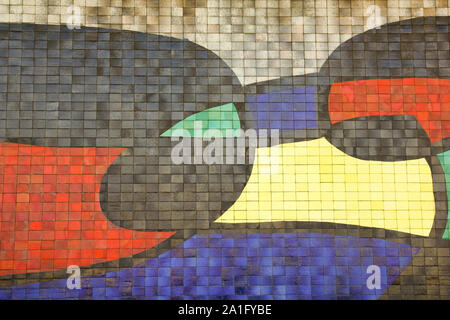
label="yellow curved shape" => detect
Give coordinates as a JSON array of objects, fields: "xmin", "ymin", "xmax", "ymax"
[{"xmin": 215, "ymin": 138, "xmax": 436, "ymax": 236}]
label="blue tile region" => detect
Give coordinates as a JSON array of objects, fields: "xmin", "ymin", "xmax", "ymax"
[
  {"xmin": 0, "ymin": 233, "xmax": 419, "ymax": 300},
  {"xmin": 246, "ymin": 86, "xmax": 318, "ymax": 131}
]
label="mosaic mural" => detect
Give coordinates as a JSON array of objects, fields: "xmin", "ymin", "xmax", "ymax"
[{"xmin": 0, "ymin": 2, "xmax": 449, "ymax": 300}]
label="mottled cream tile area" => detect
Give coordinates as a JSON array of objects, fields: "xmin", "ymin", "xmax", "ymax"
[{"xmin": 0, "ymin": 0, "xmax": 448, "ymax": 85}]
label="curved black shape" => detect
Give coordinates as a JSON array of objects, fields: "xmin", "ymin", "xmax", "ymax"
[
  {"xmin": 0, "ymin": 23, "xmax": 246, "ymax": 146},
  {"xmin": 326, "ymin": 114, "xmax": 432, "ymax": 161},
  {"xmin": 319, "ymin": 16, "xmax": 450, "ymax": 84},
  {"xmin": 318, "ymin": 16, "xmax": 450, "ymax": 159},
  {"xmin": 0, "ymin": 23, "xmax": 254, "ymax": 232},
  {"xmin": 100, "ymin": 152, "xmax": 253, "ymax": 232}
]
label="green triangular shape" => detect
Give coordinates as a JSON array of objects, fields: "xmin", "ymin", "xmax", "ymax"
[
  {"xmin": 437, "ymin": 150, "xmax": 450, "ymax": 239},
  {"xmin": 161, "ymin": 103, "xmax": 241, "ymax": 137}
]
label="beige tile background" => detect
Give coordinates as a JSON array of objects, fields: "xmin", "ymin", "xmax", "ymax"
[{"xmin": 0, "ymin": 0, "xmax": 449, "ymax": 85}]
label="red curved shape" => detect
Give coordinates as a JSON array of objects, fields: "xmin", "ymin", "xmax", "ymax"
[
  {"xmin": 328, "ymin": 78, "xmax": 450, "ymax": 143},
  {"xmin": 0, "ymin": 143, "xmax": 175, "ymax": 276}
]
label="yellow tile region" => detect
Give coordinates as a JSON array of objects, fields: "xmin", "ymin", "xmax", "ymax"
[{"xmin": 215, "ymin": 137, "xmax": 436, "ymax": 237}]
